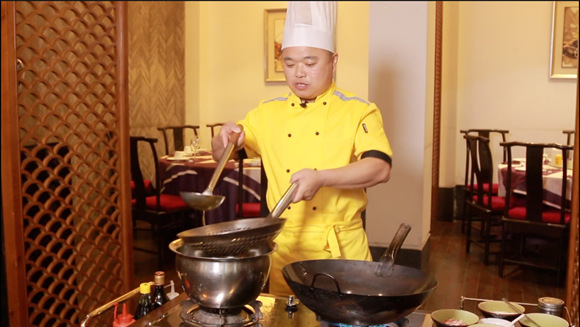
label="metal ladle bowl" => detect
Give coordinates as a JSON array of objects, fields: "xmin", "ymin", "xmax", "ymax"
[
  {"xmin": 179, "ymin": 189, "xmax": 225, "ymax": 211},
  {"xmin": 179, "ymin": 126, "xmax": 242, "ymax": 211}
]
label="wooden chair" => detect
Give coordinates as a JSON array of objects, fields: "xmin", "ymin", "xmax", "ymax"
[
  {"xmin": 459, "ymin": 129, "xmax": 509, "ymax": 233},
  {"xmin": 498, "ymin": 141, "xmax": 573, "ymax": 285},
  {"xmin": 130, "ymin": 136, "xmax": 197, "ymax": 269},
  {"xmin": 562, "ymin": 129, "xmax": 574, "ymax": 145},
  {"xmin": 464, "ymin": 134, "xmax": 507, "ymax": 265},
  {"xmin": 157, "ymin": 125, "xmax": 200, "ymax": 155},
  {"xmin": 207, "ymin": 123, "xmax": 224, "ymax": 138},
  {"xmin": 235, "ymin": 149, "xmax": 268, "ymax": 218}
]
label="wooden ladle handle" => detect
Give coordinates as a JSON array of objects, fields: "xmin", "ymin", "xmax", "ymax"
[{"xmin": 205, "ymin": 125, "xmax": 243, "ymax": 193}]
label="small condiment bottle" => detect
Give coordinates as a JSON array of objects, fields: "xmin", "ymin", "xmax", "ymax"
[
  {"xmin": 134, "ymin": 282, "xmax": 153, "ymax": 319},
  {"xmin": 167, "ymin": 280, "xmax": 179, "ymax": 300},
  {"xmin": 112, "ymin": 302, "xmax": 135, "ymax": 327},
  {"xmin": 152, "ymin": 271, "xmax": 170, "ymax": 309},
  {"xmin": 538, "ymin": 297, "xmax": 564, "ymax": 317}
]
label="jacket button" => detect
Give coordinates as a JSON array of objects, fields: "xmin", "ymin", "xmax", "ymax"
[
  {"xmin": 286, "ymin": 169, "xmax": 290, "ymax": 173},
  {"xmin": 312, "ymin": 207, "xmax": 317, "ymax": 211},
  {"xmin": 291, "ymin": 103, "xmax": 295, "ymax": 107},
  {"xmin": 315, "ymin": 131, "xmax": 319, "ymax": 135},
  {"xmin": 288, "ymin": 133, "xmax": 292, "ymax": 137},
  {"xmin": 323, "ymin": 102, "xmax": 327, "ymax": 105}
]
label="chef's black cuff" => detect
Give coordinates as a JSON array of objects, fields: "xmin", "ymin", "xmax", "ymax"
[{"xmin": 361, "ymin": 150, "xmax": 392, "ymax": 167}]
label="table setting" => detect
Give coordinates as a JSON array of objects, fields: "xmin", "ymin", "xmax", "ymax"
[
  {"xmin": 497, "ymin": 157, "xmax": 573, "ymax": 210},
  {"xmin": 157, "ymin": 146, "xmax": 261, "ymax": 225}
]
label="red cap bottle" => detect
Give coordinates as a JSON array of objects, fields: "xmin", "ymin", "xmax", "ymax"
[{"xmin": 112, "ymin": 302, "xmax": 135, "ymax": 327}]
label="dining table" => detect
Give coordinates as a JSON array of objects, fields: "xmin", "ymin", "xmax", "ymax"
[
  {"xmin": 158, "ymin": 151, "xmax": 262, "ymax": 225},
  {"xmin": 497, "ymin": 159, "xmax": 573, "ymax": 210}
]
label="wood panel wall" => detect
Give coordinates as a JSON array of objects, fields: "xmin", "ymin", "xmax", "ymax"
[
  {"xmin": 127, "ymin": 1, "xmax": 185, "ymax": 183},
  {"xmin": 565, "ymin": 65, "xmax": 579, "ymax": 327}
]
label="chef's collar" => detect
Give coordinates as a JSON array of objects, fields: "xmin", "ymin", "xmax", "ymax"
[{"xmin": 289, "ymin": 82, "xmax": 336, "ymax": 107}]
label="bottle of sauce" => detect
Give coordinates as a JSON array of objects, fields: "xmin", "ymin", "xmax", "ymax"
[
  {"xmin": 167, "ymin": 280, "xmax": 179, "ymax": 300},
  {"xmin": 152, "ymin": 271, "xmax": 170, "ymax": 309},
  {"xmin": 134, "ymin": 282, "xmax": 153, "ymax": 320},
  {"xmin": 112, "ymin": 302, "xmax": 135, "ymax": 327}
]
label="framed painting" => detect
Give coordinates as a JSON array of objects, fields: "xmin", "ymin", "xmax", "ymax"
[
  {"xmin": 264, "ymin": 8, "xmax": 286, "ymax": 82},
  {"xmin": 549, "ymin": 1, "xmax": 578, "ymax": 79}
]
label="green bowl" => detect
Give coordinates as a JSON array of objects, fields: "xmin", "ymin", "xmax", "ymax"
[
  {"xmin": 519, "ymin": 313, "xmax": 569, "ymax": 327},
  {"xmin": 477, "ymin": 300, "xmax": 525, "ymax": 321},
  {"xmin": 431, "ymin": 309, "xmax": 480, "ymax": 327}
]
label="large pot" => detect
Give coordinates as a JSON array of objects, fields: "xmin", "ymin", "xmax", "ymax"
[
  {"xmin": 282, "ymin": 223, "xmax": 438, "ymax": 325},
  {"xmin": 169, "ymin": 239, "xmax": 277, "ymax": 309}
]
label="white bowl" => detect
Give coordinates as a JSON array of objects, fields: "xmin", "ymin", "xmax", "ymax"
[{"xmin": 478, "ymin": 317, "xmax": 512, "ymax": 326}]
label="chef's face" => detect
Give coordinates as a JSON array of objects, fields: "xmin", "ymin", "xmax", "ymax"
[{"xmin": 282, "ymin": 46, "xmax": 337, "ymax": 102}]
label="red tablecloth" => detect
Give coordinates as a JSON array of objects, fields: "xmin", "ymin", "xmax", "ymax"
[{"xmin": 158, "ymin": 154, "xmax": 261, "ymax": 225}]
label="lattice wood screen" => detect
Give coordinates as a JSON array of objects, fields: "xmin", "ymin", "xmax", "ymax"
[{"xmin": 2, "ymin": 2, "xmax": 131, "ymax": 326}]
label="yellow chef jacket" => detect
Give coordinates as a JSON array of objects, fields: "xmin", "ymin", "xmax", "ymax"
[{"xmin": 238, "ymin": 82, "xmax": 393, "ymax": 296}]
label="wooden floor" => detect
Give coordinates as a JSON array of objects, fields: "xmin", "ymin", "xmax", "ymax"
[
  {"xmin": 133, "ymin": 219, "xmax": 566, "ymax": 315},
  {"xmin": 420, "ymin": 219, "xmax": 566, "ymax": 314}
]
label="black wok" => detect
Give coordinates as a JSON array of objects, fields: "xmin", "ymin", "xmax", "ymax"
[{"xmin": 282, "ymin": 223, "xmax": 438, "ymax": 325}]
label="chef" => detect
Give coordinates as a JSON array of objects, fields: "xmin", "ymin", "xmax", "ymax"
[{"xmin": 211, "ymin": 1, "xmax": 393, "ymax": 296}]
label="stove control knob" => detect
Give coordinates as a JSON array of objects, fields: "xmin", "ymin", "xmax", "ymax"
[{"xmin": 286, "ymin": 295, "xmax": 299, "ymax": 314}]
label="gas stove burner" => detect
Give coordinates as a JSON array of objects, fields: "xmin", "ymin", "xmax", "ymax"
[
  {"xmin": 319, "ymin": 317, "xmax": 409, "ymax": 327},
  {"xmin": 179, "ymin": 299, "xmax": 263, "ymax": 326}
]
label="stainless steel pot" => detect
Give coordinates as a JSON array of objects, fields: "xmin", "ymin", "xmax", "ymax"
[{"xmin": 169, "ymin": 239, "xmax": 277, "ymax": 309}]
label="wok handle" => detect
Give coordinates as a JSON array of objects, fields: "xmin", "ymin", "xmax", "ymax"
[
  {"xmin": 268, "ymin": 183, "xmax": 298, "ymax": 219},
  {"xmin": 205, "ymin": 125, "xmax": 243, "ymax": 193},
  {"xmin": 310, "ymin": 273, "xmax": 343, "ymax": 295},
  {"xmin": 376, "ymin": 223, "xmax": 411, "ymax": 277},
  {"xmin": 378, "ymin": 223, "xmax": 411, "ymax": 264}
]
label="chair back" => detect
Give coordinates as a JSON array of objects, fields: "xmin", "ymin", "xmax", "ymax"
[
  {"xmin": 207, "ymin": 123, "xmax": 224, "ymax": 138},
  {"xmin": 501, "ymin": 141, "xmax": 573, "ymax": 225},
  {"xmin": 157, "ymin": 125, "xmax": 200, "ymax": 155},
  {"xmin": 562, "ymin": 129, "xmax": 574, "ymax": 145},
  {"xmin": 236, "ymin": 149, "xmax": 268, "ymax": 218},
  {"xmin": 464, "ymin": 134, "xmax": 496, "ymax": 209},
  {"xmin": 130, "ymin": 136, "xmax": 160, "ymax": 210},
  {"xmin": 460, "ymin": 129, "xmax": 509, "ymax": 182}
]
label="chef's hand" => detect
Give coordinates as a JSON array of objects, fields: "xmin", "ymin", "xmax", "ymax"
[
  {"xmin": 290, "ymin": 169, "xmax": 323, "ymax": 202},
  {"xmin": 211, "ymin": 122, "xmax": 245, "ymax": 161}
]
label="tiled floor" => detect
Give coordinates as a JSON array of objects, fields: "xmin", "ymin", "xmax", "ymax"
[{"xmin": 133, "ymin": 219, "xmax": 567, "ymax": 316}]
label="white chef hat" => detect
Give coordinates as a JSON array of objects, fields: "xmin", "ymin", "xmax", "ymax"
[{"xmin": 281, "ymin": 1, "xmax": 337, "ymax": 53}]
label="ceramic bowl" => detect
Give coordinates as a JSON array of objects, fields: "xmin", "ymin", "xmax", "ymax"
[
  {"xmin": 519, "ymin": 313, "xmax": 569, "ymax": 327},
  {"xmin": 477, "ymin": 300, "xmax": 525, "ymax": 321},
  {"xmin": 431, "ymin": 309, "xmax": 480, "ymax": 327},
  {"xmin": 478, "ymin": 317, "xmax": 513, "ymax": 326}
]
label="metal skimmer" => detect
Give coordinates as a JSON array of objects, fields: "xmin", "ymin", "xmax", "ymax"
[{"xmin": 177, "ymin": 183, "xmax": 297, "ymax": 257}]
